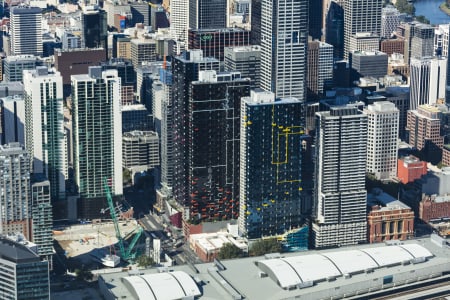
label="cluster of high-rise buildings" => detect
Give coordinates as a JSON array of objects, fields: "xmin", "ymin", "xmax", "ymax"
[{"xmin": 2, "ymin": 0, "xmax": 450, "ymax": 296}]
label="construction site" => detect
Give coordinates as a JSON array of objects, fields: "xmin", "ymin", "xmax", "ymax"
[
  {"xmin": 54, "ymin": 180, "xmax": 144, "ymax": 268},
  {"xmin": 53, "ymin": 219, "xmax": 142, "ymax": 266}
]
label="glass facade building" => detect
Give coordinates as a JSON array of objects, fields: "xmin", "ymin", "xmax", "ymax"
[
  {"xmin": 0, "ymin": 237, "xmax": 49, "ymax": 300},
  {"xmin": 186, "ymin": 72, "xmax": 250, "ymax": 222},
  {"xmin": 239, "ymin": 91, "xmax": 306, "ymax": 239},
  {"xmin": 23, "ymin": 67, "xmax": 66, "ymax": 203},
  {"xmin": 172, "ymin": 50, "xmax": 220, "ymax": 211},
  {"xmin": 72, "ymin": 67, "xmax": 122, "ymax": 219},
  {"xmin": 189, "ymin": 0, "xmax": 227, "ymax": 30}
]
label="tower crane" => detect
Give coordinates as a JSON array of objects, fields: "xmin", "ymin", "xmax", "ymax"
[{"xmin": 103, "ymin": 178, "xmax": 143, "ymax": 262}]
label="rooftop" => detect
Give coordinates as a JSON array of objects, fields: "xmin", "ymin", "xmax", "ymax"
[
  {"xmin": 100, "ymin": 238, "xmax": 450, "ymax": 300},
  {"xmin": 0, "ymin": 236, "xmax": 40, "ymax": 264}
]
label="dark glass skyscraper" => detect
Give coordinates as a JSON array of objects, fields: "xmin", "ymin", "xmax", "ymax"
[
  {"xmin": 250, "ymin": 0, "xmax": 262, "ymax": 45},
  {"xmin": 172, "ymin": 50, "xmax": 220, "ymax": 213},
  {"xmin": 189, "ymin": 0, "xmax": 227, "ymax": 29},
  {"xmin": 325, "ymin": 1, "xmax": 344, "ymax": 60},
  {"xmin": 82, "ymin": 7, "xmax": 107, "ymax": 49},
  {"xmin": 309, "ymin": 0, "xmax": 322, "ymax": 40},
  {"xmin": 239, "ymin": 91, "xmax": 306, "ymax": 239},
  {"xmin": 172, "ymin": 51, "xmax": 250, "ymax": 222}
]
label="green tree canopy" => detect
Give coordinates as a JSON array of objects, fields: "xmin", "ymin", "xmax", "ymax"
[
  {"xmin": 136, "ymin": 254, "xmax": 155, "ymax": 268},
  {"xmin": 395, "ymin": 0, "xmax": 415, "ymax": 15},
  {"xmin": 218, "ymin": 243, "xmax": 243, "ymax": 260},
  {"xmin": 249, "ymin": 238, "xmax": 282, "ymax": 256}
]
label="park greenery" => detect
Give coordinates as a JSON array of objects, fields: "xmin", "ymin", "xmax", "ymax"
[
  {"xmin": 217, "ymin": 243, "xmax": 243, "ymax": 259},
  {"xmin": 249, "ymin": 238, "xmax": 282, "ymax": 256}
]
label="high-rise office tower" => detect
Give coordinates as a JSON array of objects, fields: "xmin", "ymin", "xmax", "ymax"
[
  {"xmin": 260, "ymin": 0, "xmax": 308, "ymax": 101},
  {"xmin": 10, "ymin": 6, "xmax": 43, "ymax": 56},
  {"xmin": 309, "ymin": 0, "xmax": 322, "ymax": 40},
  {"xmin": 409, "ymin": 57, "xmax": 431, "ymax": 110},
  {"xmin": 325, "ymin": 1, "xmax": 344, "ymax": 60},
  {"xmin": 343, "ymin": 0, "xmax": 382, "ymax": 59},
  {"xmin": 3, "ymin": 55, "xmax": 38, "ymax": 82},
  {"xmin": 307, "ymin": 41, "xmax": 334, "ymax": 100},
  {"xmin": 313, "ymin": 106, "xmax": 368, "ymax": 248},
  {"xmin": 411, "ymin": 23, "xmax": 435, "ymax": 60},
  {"xmin": 172, "ymin": 50, "xmax": 220, "ymax": 209},
  {"xmin": 180, "ymin": 71, "xmax": 250, "ymax": 222},
  {"xmin": 0, "ymin": 237, "xmax": 49, "ymax": 300},
  {"xmin": 130, "ymin": 1, "xmax": 151, "ymax": 26},
  {"xmin": 170, "ymin": 0, "xmax": 189, "ymax": 52},
  {"xmin": 224, "ymin": 45, "xmax": 261, "ymax": 89},
  {"xmin": 349, "ymin": 50, "xmax": 388, "ymax": 81},
  {"xmin": 0, "ymin": 143, "xmax": 31, "ymax": 240},
  {"xmin": 72, "ymin": 67, "xmax": 122, "ymax": 219},
  {"xmin": 239, "ymin": 90, "xmax": 306, "ymax": 239},
  {"xmin": 23, "ymin": 67, "xmax": 66, "ymax": 203},
  {"xmin": 31, "ymin": 175, "xmax": 53, "ymax": 265},
  {"xmin": 407, "ymin": 105, "xmax": 444, "ymax": 165},
  {"xmin": 189, "ymin": 0, "xmax": 227, "ymax": 29},
  {"xmin": 381, "ymin": 5, "xmax": 401, "ymax": 39},
  {"xmin": 250, "ymin": 0, "xmax": 262, "ymax": 45},
  {"xmin": 158, "ymin": 66, "xmax": 174, "ymax": 190},
  {"xmin": 364, "ymin": 101, "xmax": 399, "ymax": 181},
  {"xmin": 410, "ymin": 56, "xmax": 447, "ymax": 110},
  {"xmin": 402, "ymin": 22, "xmax": 435, "ymax": 64},
  {"xmin": 82, "ymin": 6, "xmax": 107, "ymax": 49},
  {"xmin": 188, "ymin": 28, "xmax": 251, "ymax": 61}
]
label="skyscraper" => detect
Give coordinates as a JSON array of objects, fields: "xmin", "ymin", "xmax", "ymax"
[
  {"xmin": 239, "ymin": 90, "xmax": 306, "ymax": 239},
  {"xmin": 260, "ymin": 0, "xmax": 308, "ymax": 101},
  {"xmin": 170, "ymin": 0, "xmax": 189, "ymax": 52},
  {"xmin": 313, "ymin": 106, "xmax": 368, "ymax": 248},
  {"xmin": 250, "ymin": 0, "xmax": 262, "ymax": 45},
  {"xmin": 23, "ymin": 67, "xmax": 66, "ymax": 203},
  {"xmin": 1, "ymin": 95, "xmax": 25, "ymax": 145},
  {"xmin": 31, "ymin": 175, "xmax": 53, "ymax": 265},
  {"xmin": 364, "ymin": 101, "xmax": 399, "ymax": 181},
  {"xmin": 189, "ymin": 0, "xmax": 227, "ymax": 30},
  {"xmin": 224, "ymin": 45, "xmax": 261, "ymax": 89},
  {"xmin": 381, "ymin": 5, "xmax": 401, "ymax": 39},
  {"xmin": 410, "ymin": 56, "xmax": 447, "ymax": 110},
  {"xmin": 82, "ymin": 6, "xmax": 107, "ymax": 49},
  {"xmin": 72, "ymin": 67, "xmax": 122, "ymax": 219},
  {"xmin": 343, "ymin": 0, "xmax": 382, "ymax": 58},
  {"xmin": 325, "ymin": 1, "xmax": 344, "ymax": 60},
  {"xmin": 10, "ymin": 6, "xmax": 43, "ymax": 56},
  {"xmin": 0, "ymin": 143, "xmax": 31, "ymax": 240},
  {"xmin": 172, "ymin": 50, "xmax": 220, "ymax": 209},
  {"xmin": 309, "ymin": 0, "xmax": 322, "ymax": 40},
  {"xmin": 307, "ymin": 41, "xmax": 334, "ymax": 100}
]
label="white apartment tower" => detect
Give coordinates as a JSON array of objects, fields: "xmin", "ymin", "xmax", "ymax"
[
  {"xmin": 23, "ymin": 67, "xmax": 66, "ymax": 202},
  {"xmin": 364, "ymin": 101, "xmax": 399, "ymax": 181},
  {"xmin": 313, "ymin": 106, "xmax": 368, "ymax": 248},
  {"xmin": 260, "ymin": 0, "xmax": 308, "ymax": 101},
  {"xmin": 170, "ymin": 0, "xmax": 189, "ymax": 53},
  {"xmin": 10, "ymin": 6, "xmax": 43, "ymax": 56},
  {"xmin": 343, "ymin": 0, "xmax": 382, "ymax": 58},
  {"xmin": 71, "ymin": 67, "xmax": 122, "ymax": 219}
]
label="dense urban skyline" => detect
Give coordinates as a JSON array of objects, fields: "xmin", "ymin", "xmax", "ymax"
[{"xmin": 0, "ymin": 0, "xmax": 450, "ymax": 299}]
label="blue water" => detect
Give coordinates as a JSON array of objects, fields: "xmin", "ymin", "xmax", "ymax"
[{"xmin": 414, "ymin": 0, "xmax": 450, "ymax": 25}]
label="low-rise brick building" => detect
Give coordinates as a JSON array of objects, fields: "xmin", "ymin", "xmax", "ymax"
[
  {"xmin": 397, "ymin": 155, "xmax": 427, "ymax": 184},
  {"xmin": 367, "ymin": 188, "xmax": 414, "ymax": 243}
]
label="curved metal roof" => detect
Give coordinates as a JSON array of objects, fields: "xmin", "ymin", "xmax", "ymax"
[
  {"xmin": 123, "ymin": 271, "xmax": 201, "ymax": 300},
  {"xmin": 257, "ymin": 244, "xmax": 434, "ymax": 289}
]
